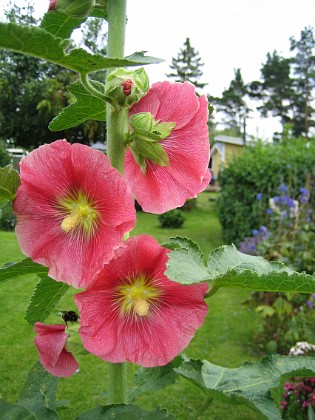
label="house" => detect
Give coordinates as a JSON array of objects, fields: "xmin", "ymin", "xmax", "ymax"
[{"xmin": 210, "ymin": 135, "xmax": 244, "ymax": 180}]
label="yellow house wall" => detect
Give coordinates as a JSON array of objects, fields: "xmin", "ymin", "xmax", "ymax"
[
  {"xmin": 211, "ymin": 149, "xmax": 222, "ymax": 178},
  {"xmin": 225, "ymin": 144, "xmax": 243, "ymax": 165}
]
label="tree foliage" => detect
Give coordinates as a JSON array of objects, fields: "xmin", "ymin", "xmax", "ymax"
[
  {"xmin": 166, "ymin": 37, "xmax": 207, "ymax": 90},
  {"xmin": 208, "ymin": 68, "xmax": 250, "ymax": 141},
  {"xmin": 0, "ymin": 1, "xmax": 107, "ymax": 149},
  {"xmin": 289, "ymin": 26, "xmax": 315, "ymax": 137}
]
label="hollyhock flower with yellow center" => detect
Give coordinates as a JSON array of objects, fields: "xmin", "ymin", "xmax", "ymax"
[
  {"xmin": 34, "ymin": 322, "xmax": 78, "ymax": 377},
  {"xmin": 75, "ymin": 235, "xmax": 208, "ymax": 367},
  {"xmin": 13, "ymin": 139, "xmax": 136, "ymax": 288},
  {"xmin": 124, "ymin": 81, "xmax": 211, "ymax": 214}
]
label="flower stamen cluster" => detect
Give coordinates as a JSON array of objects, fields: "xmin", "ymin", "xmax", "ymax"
[
  {"xmin": 58, "ymin": 191, "xmax": 99, "ymax": 236},
  {"xmin": 114, "ymin": 274, "xmax": 161, "ymax": 317}
]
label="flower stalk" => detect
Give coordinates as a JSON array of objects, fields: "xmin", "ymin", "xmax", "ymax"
[
  {"xmin": 106, "ymin": 0, "xmax": 128, "ymax": 173},
  {"xmin": 108, "ymin": 362, "xmax": 128, "ymax": 404},
  {"xmin": 106, "ymin": 0, "xmax": 128, "ymax": 402}
]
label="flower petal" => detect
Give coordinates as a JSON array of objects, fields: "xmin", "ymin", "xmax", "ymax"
[
  {"xmin": 75, "ymin": 235, "xmax": 208, "ymax": 367},
  {"xmin": 14, "ymin": 140, "xmax": 136, "ymax": 288},
  {"xmin": 125, "ymin": 90, "xmax": 211, "ymax": 214},
  {"xmin": 34, "ymin": 322, "xmax": 78, "ymax": 377}
]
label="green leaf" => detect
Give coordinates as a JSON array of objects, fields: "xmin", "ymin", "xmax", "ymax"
[
  {"xmin": 0, "ymin": 400, "xmax": 34, "ymax": 420},
  {"xmin": 77, "ymin": 404, "xmax": 175, "ymax": 419},
  {"xmin": 0, "ymin": 165, "xmax": 20, "ymax": 207},
  {"xmin": 40, "ymin": 10, "xmax": 85, "ymax": 39},
  {"xmin": 164, "ymin": 237, "xmax": 210, "ymax": 284},
  {"xmin": 0, "ymin": 258, "xmax": 48, "ymax": 284},
  {"xmin": 176, "ymin": 355, "xmax": 315, "ymax": 419},
  {"xmin": 165, "ymin": 242, "xmax": 315, "ymax": 295},
  {"xmin": 25, "ymin": 274, "xmax": 69, "ymax": 325},
  {"xmin": 18, "ymin": 362, "xmax": 59, "ymax": 419},
  {"xmin": 91, "ymin": 5, "xmax": 108, "ymax": 20},
  {"xmin": 206, "ymin": 244, "xmax": 315, "ymax": 294},
  {"xmin": 128, "ymin": 356, "xmax": 182, "ymax": 401},
  {"xmin": 49, "ymin": 80, "xmax": 106, "ymax": 130},
  {"xmin": 0, "ymin": 23, "xmax": 163, "ymax": 74}
]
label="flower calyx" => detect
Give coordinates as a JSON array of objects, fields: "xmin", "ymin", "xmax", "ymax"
[
  {"xmin": 105, "ymin": 68, "xmax": 149, "ymax": 111},
  {"xmin": 127, "ymin": 112, "xmax": 176, "ymax": 174},
  {"xmin": 49, "ymin": 0, "xmax": 95, "ymax": 18},
  {"xmin": 65, "ymin": 323, "xmax": 89, "ymax": 356}
]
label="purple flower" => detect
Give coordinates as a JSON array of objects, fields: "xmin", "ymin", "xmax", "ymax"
[
  {"xmin": 266, "ymin": 208, "xmax": 273, "ymax": 215},
  {"xmin": 306, "ymin": 300, "xmax": 313, "ymax": 309},
  {"xmin": 256, "ymin": 193, "xmax": 263, "ymax": 201},
  {"xmin": 253, "ymin": 229, "xmax": 259, "ymax": 236},
  {"xmin": 259, "ymin": 226, "xmax": 269, "ymax": 235},
  {"xmin": 280, "ymin": 183, "xmax": 288, "ymax": 193}
]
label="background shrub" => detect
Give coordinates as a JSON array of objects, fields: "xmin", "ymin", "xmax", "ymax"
[
  {"xmin": 217, "ymin": 139, "xmax": 315, "ymax": 244},
  {"xmin": 0, "ymin": 202, "xmax": 16, "ymax": 231},
  {"xmin": 158, "ymin": 209, "xmax": 185, "ymax": 228}
]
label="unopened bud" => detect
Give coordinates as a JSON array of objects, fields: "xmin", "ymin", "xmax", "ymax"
[
  {"xmin": 49, "ymin": 0, "xmax": 95, "ymax": 18},
  {"xmin": 105, "ymin": 68, "xmax": 149, "ymax": 111}
]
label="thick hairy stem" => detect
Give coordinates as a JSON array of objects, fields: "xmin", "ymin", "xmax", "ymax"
[
  {"xmin": 106, "ymin": 0, "xmax": 127, "ymax": 172},
  {"xmin": 106, "ymin": 0, "xmax": 128, "ymax": 404}
]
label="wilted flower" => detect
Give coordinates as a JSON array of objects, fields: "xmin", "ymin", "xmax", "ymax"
[
  {"xmin": 34, "ymin": 322, "xmax": 78, "ymax": 377},
  {"xmin": 124, "ymin": 81, "xmax": 211, "ymax": 214},
  {"xmin": 14, "ymin": 140, "xmax": 136, "ymax": 288},
  {"xmin": 75, "ymin": 235, "xmax": 208, "ymax": 367}
]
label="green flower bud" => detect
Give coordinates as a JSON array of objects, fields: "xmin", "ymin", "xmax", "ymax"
[
  {"xmin": 127, "ymin": 112, "xmax": 176, "ymax": 174},
  {"xmin": 65, "ymin": 323, "xmax": 89, "ymax": 356},
  {"xmin": 49, "ymin": 0, "xmax": 95, "ymax": 18},
  {"xmin": 105, "ymin": 68, "xmax": 149, "ymax": 111}
]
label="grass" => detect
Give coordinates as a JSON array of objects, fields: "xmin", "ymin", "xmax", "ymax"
[{"xmin": 0, "ymin": 192, "xmax": 261, "ymax": 419}]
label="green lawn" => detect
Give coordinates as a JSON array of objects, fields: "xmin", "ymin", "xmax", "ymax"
[{"xmin": 0, "ymin": 192, "xmax": 261, "ymax": 419}]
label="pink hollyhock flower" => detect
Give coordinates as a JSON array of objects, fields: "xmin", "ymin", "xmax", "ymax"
[
  {"xmin": 34, "ymin": 322, "xmax": 78, "ymax": 377},
  {"xmin": 48, "ymin": 0, "xmax": 57, "ymax": 11},
  {"xmin": 14, "ymin": 140, "xmax": 136, "ymax": 288},
  {"xmin": 75, "ymin": 235, "xmax": 208, "ymax": 367},
  {"xmin": 124, "ymin": 81, "xmax": 211, "ymax": 214}
]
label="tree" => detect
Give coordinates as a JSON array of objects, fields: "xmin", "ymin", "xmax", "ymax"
[
  {"xmin": 290, "ymin": 26, "xmax": 315, "ymax": 137},
  {"xmin": 249, "ymin": 51, "xmax": 294, "ymax": 129},
  {"xmin": 166, "ymin": 37, "xmax": 207, "ymax": 90},
  {"xmin": 0, "ymin": 1, "xmax": 107, "ymax": 149},
  {"xmin": 208, "ymin": 68, "xmax": 250, "ymax": 142}
]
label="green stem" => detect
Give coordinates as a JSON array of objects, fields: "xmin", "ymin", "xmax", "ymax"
[
  {"xmin": 80, "ymin": 72, "xmax": 108, "ymax": 102},
  {"xmin": 106, "ymin": 0, "xmax": 128, "ymax": 404},
  {"xmin": 106, "ymin": 0, "xmax": 127, "ymax": 173},
  {"xmin": 108, "ymin": 362, "xmax": 128, "ymax": 404},
  {"xmin": 194, "ymin": 395, "xmax": 213, "ymax": 418},
  {"xmin": 107, "ymin": 107, "xmax": 129, "ymax": 173}
]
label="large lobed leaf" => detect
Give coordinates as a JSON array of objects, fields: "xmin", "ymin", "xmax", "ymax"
[
  {"xmin": 0, "ymin": 362, "xmax": 59, "ymax": 419},
  {"xmin": 40, "ymin": 4, "xmax": 108, "ymax": 40},
  {"xmin": 165, "ymin": 239, "xmax": 315, "ymax": 295},
  {"xmin": 176, "ymin": 355, "xmax": 315, "ymax": 419},
  {"xmin": 0, "ymin": 165, "xmax": 20, "ymax": 208},
  {"xmin": 49, "ymin": 80, "xmax": 106, "ymax": 131},
  {"xmin": 40, "ymin": 10, "xmax": 85, "ymax": 39},
  {"xmin": 128, "ymin": 357, "xmax": 181, "ymax": 401},
  {"xmin": 0, "ymin": 23, "xmax": 163, "ymax": 74},
  {"xmin": 77, "ymin": 404, "xmax": 175, "ymax": 419}
]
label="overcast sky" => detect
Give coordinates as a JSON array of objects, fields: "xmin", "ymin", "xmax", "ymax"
[{"xmin": 11, "ymin": 1, "xmax": 315, "ymax": 138}]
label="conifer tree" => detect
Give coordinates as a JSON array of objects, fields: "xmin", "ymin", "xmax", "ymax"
[
  {"xmin": 166, "ymin": 38, "xmax": 207, "ymax": 90},
  {"xmin": 290, "ymin": 26, "xmax": 315, "ymax": 137}
]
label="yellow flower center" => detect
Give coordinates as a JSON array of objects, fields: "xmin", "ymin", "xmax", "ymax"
[
  {"xmin": 58, "ymin": 191, "xmax": 99, "ymax": 236},
  {"xmin": 116, "ymin": 275, "xmax": 161, "ymax": 318}
]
